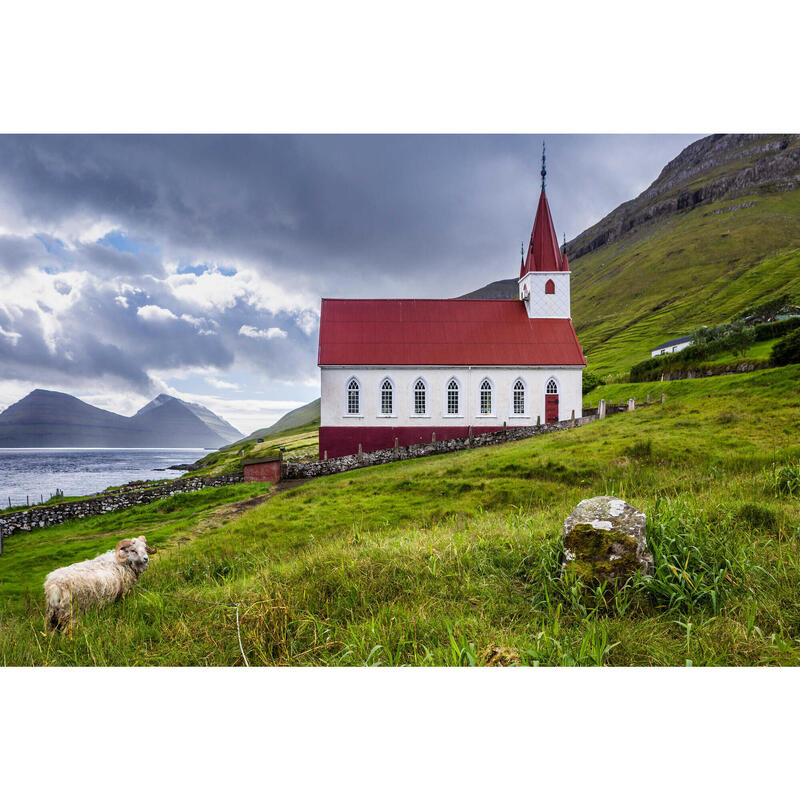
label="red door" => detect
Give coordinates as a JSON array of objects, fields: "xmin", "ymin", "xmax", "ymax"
[{"xmin": 545, "ymin": 394, "xmax": 559, "ymax": 423}]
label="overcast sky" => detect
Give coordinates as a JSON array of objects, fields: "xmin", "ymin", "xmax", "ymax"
[{"xmin": 0, "ymin": 134, "xmax": 699, "ymax": 433}]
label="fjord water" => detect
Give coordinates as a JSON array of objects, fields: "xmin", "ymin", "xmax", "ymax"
[{"xmin": 0, "ymin": 448, "xmax": 205, "ymax": 507}]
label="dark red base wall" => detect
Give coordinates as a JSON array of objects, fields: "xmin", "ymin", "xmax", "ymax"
[
  {"xmin": 243, "ymin": 461, "xmax": 281, "ymax": 483},
  {"xmin": 318, "ymin": 426, "xmax": 507, "ymax": 459}
]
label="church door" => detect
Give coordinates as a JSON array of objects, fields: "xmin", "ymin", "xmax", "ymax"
[
  {"xmin": 545, "ymin": 378, "xmax": 559, "ymax": 423},
  {"xmin": 545, "ymin": 394, "xmax": 559, "ymax": 423}
]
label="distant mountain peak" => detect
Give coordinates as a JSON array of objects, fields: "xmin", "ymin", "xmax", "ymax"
[
  {"xmin": 0, "ymin": 389, "xmax": 241, "ymax": 448},
  {"xmin": 134, "ymin": 393, "xmax": 179, "ymax": 415}
]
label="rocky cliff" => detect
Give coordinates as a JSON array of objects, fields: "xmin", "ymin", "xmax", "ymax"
[{"xmin": 568, "ymin": 134, "xmax": 800, "ymax": 260}]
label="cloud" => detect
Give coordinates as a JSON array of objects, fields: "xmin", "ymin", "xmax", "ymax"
[
  {"xmin": 0, "ymin": 325, "xmax": 22, "ymax": 345},
  {"xmin": 206, "ymin": 377, "xmax": 239, "ymax": 390},
  {"xmin": 137, "ymin": 304, "xmax": 178, "ymax": 322},
  {"xmin": 238, "ymin": 324, "xmax": 288, "ymax": 340}
]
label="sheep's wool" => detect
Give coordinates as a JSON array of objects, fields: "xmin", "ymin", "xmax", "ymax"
[{"xmin": 44, "ymin": 539, "xmax": 150, "ymax": 630}]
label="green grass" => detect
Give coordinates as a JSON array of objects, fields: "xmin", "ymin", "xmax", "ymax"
[
  {"xmin": 572, "ymin": 188, "xmax": 800, "ymax": 376},
  {"xmin": 1, "ymin": 365, "xmax": 798, "ymax": 666},
  {"xmin": 701, "ymin": 337, "xmax": 778, "ymax": 365}
]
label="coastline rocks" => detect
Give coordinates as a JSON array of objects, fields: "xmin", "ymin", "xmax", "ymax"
[{"xmin": 562, "ymin": 496, "xmax": 653, "ymax": 583}]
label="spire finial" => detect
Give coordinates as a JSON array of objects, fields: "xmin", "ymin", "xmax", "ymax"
[
  {"xmin": 521, "ymin": 241, "xmax": 524, "ymax": 258},
  {"xmin": 562, "ymin": 232, "xmax": 566, "ymax": 253},
  {"xmin": 540, "ymin": 140, "xmax": 547, "ymax": 192}
]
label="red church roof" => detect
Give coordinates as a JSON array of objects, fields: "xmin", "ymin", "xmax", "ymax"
[
  {"xmin": 520, "ymin": 190, "xmax": 569, "ymax": 277},
  {"xmin": 318, "ymin": 299, "xmax": 585, "ymax": 366}
]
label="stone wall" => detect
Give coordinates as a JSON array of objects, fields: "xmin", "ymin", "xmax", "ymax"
[
  {"xmin": 0, "ymin": 473, "xmax": 242, "ymax": 541},
  {"xmin": 284, "ymin": 415, "xmax": 597, "ymax": 479},
  {"xmin": 654, "ymin": 360, "xmax": 768, "ymax": 382}
]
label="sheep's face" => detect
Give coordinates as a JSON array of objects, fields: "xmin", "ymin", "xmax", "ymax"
[{"xmin": 115, "ymin": 536, "xmax": 156, "ymax": 573}]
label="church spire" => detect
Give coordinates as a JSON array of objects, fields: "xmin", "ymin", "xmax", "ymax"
[{"xmin": 540, "ymin": 140, "xmax": 547, "ymax": 192}]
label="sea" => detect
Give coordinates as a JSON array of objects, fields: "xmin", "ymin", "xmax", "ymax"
[{"xmin": 0, "ymin": 448, "xmax": 207, "ymax": 508}]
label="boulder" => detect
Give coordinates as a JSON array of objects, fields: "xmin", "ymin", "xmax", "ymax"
[
  {"xmin": 562, "ymin": 496, "xmax": 653, "ymax": 583},
  {"xmin": 483, "ymin": 645, "xmax": 520, "ymax": 667}
]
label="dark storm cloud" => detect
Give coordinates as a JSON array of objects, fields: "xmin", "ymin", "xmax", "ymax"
[
  {"xmin": 0, "ymin": 134, "xmax": 699, "ymax": 298},
  {"xmin": 0, "ymin": 303, "xmax": 155, "ymax": 391}
]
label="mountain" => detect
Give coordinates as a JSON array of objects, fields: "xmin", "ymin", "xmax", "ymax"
[
  {"xmin": 0, "ymin": 389, "xmax": 242, "ymax": 448},
  {"xmin": 134, "ymin": 394, "xmax": 242, "ymax": 444},
  {"xmin": 462, "ymin": 133, "xmax": 800, "ymax": 374},
  {"xmin": 233, "ymin": 397, "xmax": 321, "ymax": 445},
  {"xmin": 459, "ymin": 278, "xmax": 517, "ymax": 300}
]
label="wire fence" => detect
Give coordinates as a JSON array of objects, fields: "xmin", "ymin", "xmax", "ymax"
[{"xmin": 4, "ymin": 490, "xmax": 66, "ymax": 510}]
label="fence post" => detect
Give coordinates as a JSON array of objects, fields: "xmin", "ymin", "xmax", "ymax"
[
  {"xmin": 432, "ymin": 432, "xmax": 436, "ymax": 443},
  {"xmin": 598, "ymin": 399, "xmax": 606, "ymax": 420},
  {"xmin": 323, "ymin": 450, "xmax": 328, "ymax": 461},
  {"xmin": 468, "ymin": 426, "xmax": 473, "ymax": 446},
  {"xmin": 628, "ymin": 398, "xmax": 635, "ymax": 411},
  {"xmin": 661, "ymin": 393, "xmax": 666, "ymax": 404},
  {"xmin": 358, "ymin": 443, "xmax": 363, "ymax": 463},
  {"xmin": 646, "ymin": 394, "xmax": 650, "ymax": 404},
  {"xmin": 536, "ymin": 415, "xmax": 541, "ymax": 427},
  {"xmin": 394, "ymin": 437, "xmax": 399, "ymax": 457}
]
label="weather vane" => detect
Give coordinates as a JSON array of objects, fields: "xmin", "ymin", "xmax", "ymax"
[{"xmin": 541, "ymin": 140, "xmax": 547, "ymax": 192}]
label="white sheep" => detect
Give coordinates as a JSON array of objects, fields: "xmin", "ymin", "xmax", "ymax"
[{"xmin": 44, "ymin": 535, "xmax": 157, "ymax": 631}]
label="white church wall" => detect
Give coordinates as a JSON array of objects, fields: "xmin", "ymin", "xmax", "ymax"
[
  {"xmin": 321, "ymin": 366, "xmax": 583, "ymax": 427},
  {"xmin": 518, "ymin": 271, "xmax": 571, "ymax": 318}
]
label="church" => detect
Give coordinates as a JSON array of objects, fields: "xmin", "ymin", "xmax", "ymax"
[{"xmin": 317, "ymin": 154, "xmax": 586, "ymax": 459}]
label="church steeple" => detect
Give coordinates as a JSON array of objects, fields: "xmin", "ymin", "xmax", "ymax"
[
  {"xmin": 519, "ymin": 143, "xmax": 569, "ymax": 277},
  {"xmin": 519, "ymin": 189, "xmax": 565, "ymax": 276},
  {"xmin": 517, "ymin": 143, "xmax": 572, "ymax": 319}
]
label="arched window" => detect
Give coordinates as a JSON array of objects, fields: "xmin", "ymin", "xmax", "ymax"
[
  {"xmin": 546, "ymin": 378, "xmax": 558, "ymax": 394},
  {"xmin": 479, "ymin": 379, "xmax": 492, "ymax": 415},
  {"xmin": 380, "ymin": 379, "xmax": 394, "ymax": 415},
  {"xmin": 513, "ymin": 379, "xmax": 525, "ymax": 415},
  {"xmin": 346, "ymin": 378, "xmax": 360, "ymax": 415},
  {"xmin": 545, "ymin": 278, "xmax": 555, "ymax": 295},
  {"xmin": 413, "ymin": 379, "xmax": 427, "ymax": 415},
  {"xmin": 446, "ymin": 379, "xmax": 460, "ymax": 415}
]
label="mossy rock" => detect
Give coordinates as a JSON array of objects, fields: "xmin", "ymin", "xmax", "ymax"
[{"xmin": 562, "ymin": 496, "xmax": 652, "ymax": 584}]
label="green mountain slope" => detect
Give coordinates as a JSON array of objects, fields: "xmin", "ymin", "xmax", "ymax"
[
  {"xmin": 570, "ymin": 133, "xmax": 800, "ymax": 374},
  {"xmin": 233, "ymin": 397, "xmax": 320, "ymax": 445}
]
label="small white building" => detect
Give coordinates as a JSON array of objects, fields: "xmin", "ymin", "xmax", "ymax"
[
  {"xmin": 650, "ymin": 335, "xmax": 693, "ymax": 359},
  {"xmin": 317, "ymin": 161, "xmax": 586, "ymax": 458}
]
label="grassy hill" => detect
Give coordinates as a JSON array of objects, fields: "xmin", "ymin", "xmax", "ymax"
[
  {"xmin": 571, "ymin": 134, "xmax": 800, "ymax": 374},
  {"xmin": 232, "ymin": 398, "xmax": 320, "ymax": 445},
  {"xmin": 2, "ymin": 364, "xmax": 798, "ymax": 666},
  {"xmin": 573, "ymin": 190, "xmax": 800, "ymax": 376}
]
